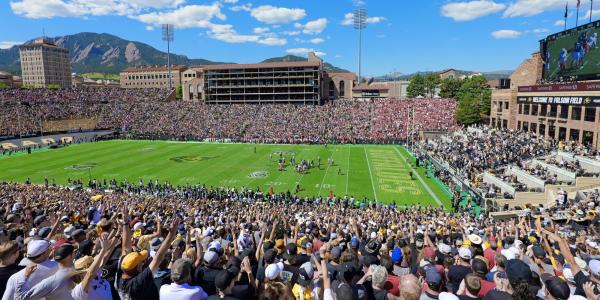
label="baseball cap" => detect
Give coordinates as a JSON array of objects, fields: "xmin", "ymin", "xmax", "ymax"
[
  {"xmin": 366, "ymin": 239, "xmax": 381, "ymax": 255},
  {"xmin": 297, "ymin": 262, "xmax": 314, "ymax": 286},
  {"xmin": 505, "ymin": 259, "xmax": 532, "ymax": 285},
  {"xmin": 121, "ymin": 250, "xmax": 148, "ymax": 271},
  {"xmin": 33, "ymin": 215, "xmax": 46, "ymax": 227},
  {"xmin": 27, "ymin": 240, "xmax": 50, "ymax": 258},
  {"xmin": 425, "ymin": 268, "xmax": 442, "ymax": 287},
  {"xmin": 531, "ymin": 245, "xmax": 546, "ymax": 259},
  {"xmin": 471, "ymin": 258, "xmax": 489, "ymax": 276},
  {"xmin": 203, "ymin": 251, "xmax": 220, "ymax": 265},
  {"xmin": 459, "ymin": 247, "xmax": 472, "ymax": 260},
  {"xmin": 391, "ymin": 247, "xmax": 403, "ymax": 263},
  {"xmin": 371, "ymin": 265, "xmax": 388, "ymax": 287},
  {"xmin": 150, "ymin": 237, "xmax": 164, "ymax": 251},
  {"xmin": 423, "ymin": 247, "xmax": 435, "ymax": 260},
  {"xmin": 350, "ymin": 237, "xmax": 359, "ymax": 249},
  {"xmin": 53, "ymin": 244, "xmax": 75, "ymax": 261},
  {"xmin": 265, "ymin": 262, "xmax": 284, "ymax": 280},
  {"xmin": 541, "ymin": 273, "xmax": 570, "ymax": 300},
  {"xmin": 171, "ymin": 259, "xmax": 192, "ymax": 282},
  {"xmin": 214, "ymin": 269, "xmax": 236, "ymax": 291},
  {"xmin": 72, "ymin": 229, "xmax": 85, "ymax": 238},
  {"xmin": 438, "ymin": 243, "xmax": 451, "ymax": 255},
  {"xmin": 331, "ymin": 246, "xmax": 342, "ymax": 260},
  {"xmin": 589, "ymin": 259, "xmax": 600, "ymax": 276}
]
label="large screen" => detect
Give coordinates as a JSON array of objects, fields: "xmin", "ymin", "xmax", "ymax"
[{"xmin": 542, "ymin": 21, "xmax": 600, "ymax": 82}]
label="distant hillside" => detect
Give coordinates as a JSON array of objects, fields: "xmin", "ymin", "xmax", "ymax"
[
  {"xmin": 0, "ymin": 32, "xmax": 225, "ymax": 75},
  {"xmin": 261, "ymin": 55, "xmax": 349, "ymax": 73},
  {"xmin": 0, "ymin": 33, "xmax": 350, "ymax": 76}
]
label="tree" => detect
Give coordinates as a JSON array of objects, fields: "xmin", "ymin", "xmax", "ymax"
[
  {"xmin": 175, "ymin": 85, "xmax": 183, "ymax": 100},
  {"xmin": 407, "ymin": 74, "xmax": 426, "ymax": 98},
  {"xmin": 439, "ymin": 78, "xmax": 462, "ymax": 99},
  {"xmin": 0, "ymin": 82, "xmax": 9, "ymax": 89},
  {"xmin": 423, "ymin": 73, "xmax": 440, "ymax": 98},
  {"xmin": 455, "ymin": 75, "xmax": 492, "ymax": 124}
]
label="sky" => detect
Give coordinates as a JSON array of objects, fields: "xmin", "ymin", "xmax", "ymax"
[{"xmin": 1, "ymin": 0, "xmax": 599, "ymax": 76}]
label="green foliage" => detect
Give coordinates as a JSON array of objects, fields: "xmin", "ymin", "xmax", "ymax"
[
  {"xmin": 407, "ymin": 74, "xmax": 426, "ymax": 98},
  {"xmin": 81, "ymin": 73, "xmax": 120, "ymax": 81},
  {"xmin": 0, "ymin": 82, "xmax": 9, "ymax": 89},
  {"xmin": 424, "ymin": 73, "xmax": 440, "ymax": 98},
  {"xmin": 455, "ymin": 75, "xmax": 491, "ymax": 124},
  {"xmin": 47, "ymin": 84, "xmax": 61, "ymax": 89},
  {"xmin": 175, "ymin": 85, "xmax": 183, "ymax": 99},
  {"xmin": 20, "ymin": 84, "xmax": 35, "ymax": 89},
  {"xmin": 439, "ymin": 78, "xmax": 463, "ymax": 99}
]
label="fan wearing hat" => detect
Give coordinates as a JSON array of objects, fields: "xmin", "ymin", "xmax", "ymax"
[
  {"xmin": 160, "ymin": 258, "xmax": 208, "ymax": 300},
  {"xmin": 291, "ymin": 261, "xmax": 316, "ymax": 300},
  {"xmin": 71, "ymin": 234, "xmax": 114, "ymax": 300},
  {"xmin": 3, "ymin": 239, "xmax": 58, "ymax": 300},
  {"xmin": 118, "ymin": 210, "xmax": 181, "ymax": 300},
  {"xmin": 448, "ymin": 248, "xmax": 472, "ymax": 293},
  {"xmin": 541, "ymin": 273, "xmax": 570, "ymax": 300}
]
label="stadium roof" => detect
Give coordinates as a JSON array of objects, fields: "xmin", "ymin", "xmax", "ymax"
[
  {"xmin": 197, "ymin": 61, "xmax": 321, "ymax": 71},
  {"xmin": 121, "ymin": 65, "xmax": 188, "ymax": 72}
]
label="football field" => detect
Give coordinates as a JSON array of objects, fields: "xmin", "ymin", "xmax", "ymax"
[{"xmin": 0, "ymin": 140, "xmax": 451, "ymax": 208}]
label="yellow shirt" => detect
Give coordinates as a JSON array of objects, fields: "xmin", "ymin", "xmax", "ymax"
[{"xmin": 292, "ymin": 284, "xmax": 313, "ymax": 300}]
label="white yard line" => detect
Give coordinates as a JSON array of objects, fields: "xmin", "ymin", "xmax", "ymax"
[
  {"xmin": 393, "ymin": 147, "xmax": 444, "ymax": 208},
  {"xmin": 345, "ymin": 145, "xmax": 350, "ymax": 195},
  {"xmin": 363, "ymin": 145, "xmax": 378, "ymax": 201}
]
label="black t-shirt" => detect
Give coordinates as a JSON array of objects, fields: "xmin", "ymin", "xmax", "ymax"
[
  {"xmin": 207, "ymin": 294, "xmax": 240, "ymax": 300},
  {"xmin": 574, "ymin": 269, "xmax": 600, "ymax": 297},
  {"xmin": 448, "ymin": 265, "xmax": 472, "ymax": 292},
  {"xmin": 373, "ymin": 288, "xmax": 388, "ymax": 300},
  {"xmin": 0, "ymin": 264, "xmax": 24, "ymax": 296},
  {"xmin": 483, "ymin": 290, "xmax": 512, "ymax": 300},
  {"xmin": 459, "ymin": 295, "xmax": 481, "ymax": 300},
  {"xmin": 195, "ymin": 265, "xmax": 222, "ymax": 296},
  {"xmin": 120, "ymin": 268, "xmax": 159, "ymax": 300}
]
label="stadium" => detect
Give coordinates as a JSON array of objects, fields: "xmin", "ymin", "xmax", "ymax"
[{"xmin": 2, "ymin": 2, "xmax": 600, "ymax": 300}]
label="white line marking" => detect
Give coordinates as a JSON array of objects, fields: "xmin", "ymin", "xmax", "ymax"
[
  {"xmin": 345, "ymin": 145, "xmax": 350, "ymax": 195},
  {"xmin": 393, "ymin": 147, "xmax": 444, "ymax": 208},
  {"xmin": 318, "ymin": 151, "xmax": 333, "ymax": 196},
  {"xmin": 363, "ymin": 146, "xmax": 378, "ymax": 201}
]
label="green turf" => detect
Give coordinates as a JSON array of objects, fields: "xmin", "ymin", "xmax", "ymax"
[{"xmin": 0, "ymin": 140, "xmax": 451, "ymax": 208}]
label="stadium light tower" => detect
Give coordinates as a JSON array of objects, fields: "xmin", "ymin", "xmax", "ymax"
[
  {"xmin": 353, "ymin": 8, "xmax": 367, "ymax": 83},
  {"xmin": 162, "ymin": 24, "xmax": 175, "ymax": 90}
]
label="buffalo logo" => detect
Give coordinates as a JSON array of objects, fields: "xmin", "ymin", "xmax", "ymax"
[
  {"xmin": 273, "ymin": 151, "xmax": 296, "ymax": 156},
  {"xmin": 170, "ymin": 155, "xmax": 218, "ymax": 163},
  {"xmin": 584, "ymin": 97, "xmax": 592, "ymax": 105},
  {"xmin": 248, "ymin": 171, "xmax": 269, "ymax": 179},
  {"xmin": 65, "ymin": 163, "xmax": 97, "ymax": 170}
]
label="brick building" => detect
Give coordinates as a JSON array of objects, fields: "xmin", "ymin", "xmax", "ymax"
[
  {"xmin": 120, "ymin": 65, "xmax": 187, "ymax": 89},
  {"xmin": 19, "ymin": 38, "xmax": 71, "ymax": 88}
]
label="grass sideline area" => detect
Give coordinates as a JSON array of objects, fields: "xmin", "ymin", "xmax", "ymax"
[{"xmin": 0, "ymin": 140, "xmax": 451, "ymax": 208}]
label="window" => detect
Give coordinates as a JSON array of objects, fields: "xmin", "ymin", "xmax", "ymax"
[
  {"xmin": 503, "ymin": 119, "xmax": 508, "ymax": 128},
  {"xmin": 549, "ymin": 105, "xmax": 558, "ymax": 117},
  {"xmin": 531, "ymin": 104, "xmax": 538, "ymax": 116},
  {"xmin": 585, "ymin": 107, "xmax": 596, "ymax": 122},
  {"xmin": 524, "ymin": 104, "xmax": 530, "ymax": 115},
  {"xmin": 548, "ymin": 124, "xmax": 556, "ymax": 138},
  {"xmin": 504, "ymin": 102, "xmax": 509, "ymax": 109},
  {"xmin": 530, "ymin": 123, "xmax": 537, "ymax": 133},
  {"xmin": 571, "ymin": 107, "xmax": 581, "ymax": 120},
  {"xmin": 569, "ymin": 128, "xmax": 580, "ymax": 142},
  {"xmin": 339, "ymin": 81, "xmax": 345, "ymax": 97},
  {"xmin": 539, "ymin": 124, "xmax": 546, "ymax": 136},
  {"xmin": 583, "ymin": 131, "xmax": 594, "ymax": 145},
  {"xmin": 540, "ymin": 104, "xmax": 547, "ymax": 117},
  {"xmin": 559, "ymin": 105, "xmax": 568, "ymax": 119},
  {"xmin": 558, "ymin": 127, "xmax": 567, "ymax": 140},
  {"xmin": 522, "ymin": 122, "xmax": 529, "ymax": 131},
  {"xmin": 519, "ymin": 104, "xmax": 523, "ymax": 114}
]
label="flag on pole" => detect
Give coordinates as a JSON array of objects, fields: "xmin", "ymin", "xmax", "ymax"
[
  {"xmin": 577, "ymin": 0, "xmax": 581, "ymax": 27},
  {"xmin": 565, "ymin": 2, "xmax": 569, "ymax": 18},
  {"xmin": 592, "ymin": 0, "xmax": 595, "ymax": 23}
]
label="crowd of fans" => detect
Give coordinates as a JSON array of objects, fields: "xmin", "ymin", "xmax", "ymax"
[
  {"xmin": 1, "ymin": 181, "xmax": 600, "ymax": 300},
  {"xmin": 0, "ymin": 88, "xmax": 458, "ymax": 143}
]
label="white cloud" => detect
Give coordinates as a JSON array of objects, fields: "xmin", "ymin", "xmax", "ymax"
[
  {"xmin": 250, "ymin": 5, "xmax": 306, "ymax": 24},
  {"xmin": 283, "ymin": 30, "xmax": 301, "ymax": 36},
  {"xmin": 309, "ymin": 38, "xmax": 325, "ymax": 44},
  {"xmin": 222, "ymin": 0, "xmax": 238, "ymax": 3},
  {"xmin": 258, "ymin": 36, "xmax": 287, "ymax": 46},
  {"xmin": 230, "ymin": 3, "xmax": 251, "ymax": 12},
  {"xmin": 10, "ymin": 0, "xmax": 184, "ymax": 19},
  {"xmin": 132, "ymin": 4, "xmax": 226, "ymax": 29},
  {"xmin": 342, "ymin": 12, "xmax": 386, "ymax": 26},
  {"xmin": 554, "ymin": 20, "xmax": 565, "ymax": 27},
  {"xmin": 532, "ymin": 28, "xmax": 549, "ymax": 33},
  {"xmin": 0, "ymin": 41, "xmax": 23, "ymax": 49},
  {"xmin": 503, "ymin": 0, "xmax": 576, "ymax": 18},
  {"xmin": 366, "ymin": 16, "xmax": 386, "ymax": 24},
  {"xmin": 209, "ymin": 26, "xmax": 259, "ymax": 43},
  {"xmin": 353, "ymin": 0, "xmax": 365, "ymax": 6},
  {"xmin": 441, "ymin": 1, "xmax": 505, "ymax": 21},
  {"xmin": 145, "ymin": 25, "xmax": 154, "ymax": 31},
  {"xmin": 286, "ymin": 48, "xmax": 325, "ymax": 56},
  {"xmin": 491, "ymin": 29, "xmax": 522, "ymax": 39},
  {"xmin": 580, "ymin": 9, "xmax": 600, "ymax": 20},
  {"xmin": 253, "ymin": 27, "xmax": 269, "ymax": 34},
  {"xmin": 297, "ymin": 18, "xmax": 328, "ymax": 35}
]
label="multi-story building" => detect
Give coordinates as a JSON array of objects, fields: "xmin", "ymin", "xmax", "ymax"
[
  {"xmin": 490, "ymin": 51, "xmax": 600, "ymax": 148},
  {"xmin": 19, "ymin": 38, "xmax": 71, "ymax": 88},
  {"xmin": 120, "ymin": 65, "xmax": 187, "ymax": 89},
  {"xmin": 181, "ymin": 53, "xmax": 356, "ymax": 104}
]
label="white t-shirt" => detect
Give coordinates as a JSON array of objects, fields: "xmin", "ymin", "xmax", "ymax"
[
  {"xmin": 159, "ymin": 283, "xmax": 208, "ymax": 300},
  {"xmin": 72, "ymin": 277, "xmax": 112, "ymax": 300},
  {"xmin": 2, "ymin": 260, "xmax": 58, "ymax": 300}
]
